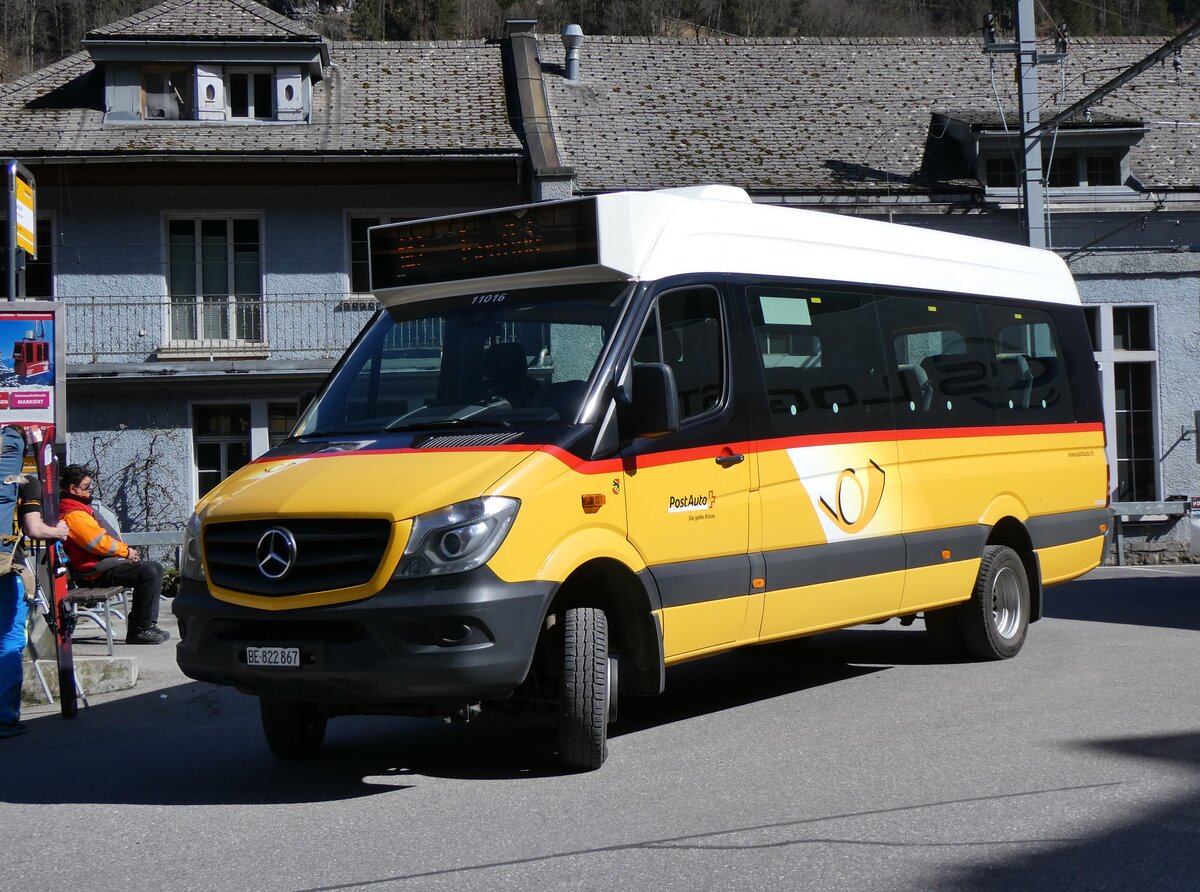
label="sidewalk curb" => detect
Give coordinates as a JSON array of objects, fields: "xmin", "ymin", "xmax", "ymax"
[{"xmin": 20, "ymin": 656, "xmax": 139, "ymax": 703}]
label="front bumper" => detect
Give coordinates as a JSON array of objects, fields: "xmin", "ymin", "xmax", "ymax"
[{"xmin": 173, "ymin": 567, "xmax": 555, "ymax": 708}]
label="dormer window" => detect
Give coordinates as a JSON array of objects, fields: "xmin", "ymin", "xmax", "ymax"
[
  {"xmin": 933, "ymin": 112, "xmax": 1145, "ymax": 198},
  {"xmin": 985, "ymin": 156, "xmax": 1018, "ymax": 188},
  {"xmin": 86, "ymin": 11, "xmax": 328, "ymax": 126},
  {"xmin": 143, "ymin": 66, "xmax": 193, "ymax": 120},
  {"xmin": 980, "ymin": 149, "xmax": 1128, "ymax": 189},
  {"xmin": 111, "ymin": 63, "xmax": 312, "ymax": 124},
  {"xmin": 1046, "ymin": 153, "xmax": 1078, "ymax": 188},
  {"xmin": 228, "ymin": 69, "xmax": 274, "ymax": 120},
  {"xmin": 1087, "ymin": 154, "xmax": 1120, "ymax": 187}
]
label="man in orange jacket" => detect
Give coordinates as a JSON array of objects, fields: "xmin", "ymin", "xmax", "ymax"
[{"xmin": 60, "ymin": 464, "xmax": 169, "ymax": 645}]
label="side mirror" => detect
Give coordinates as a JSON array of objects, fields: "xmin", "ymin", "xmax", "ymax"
[{"xmin": 630, "ymin": 363, "xmax": 680, "ymax": 438}]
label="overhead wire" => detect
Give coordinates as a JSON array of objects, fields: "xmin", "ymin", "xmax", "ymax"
[{"xmin": 1064, "ymin": 0, "xmax": 1177, "ymax": 36}]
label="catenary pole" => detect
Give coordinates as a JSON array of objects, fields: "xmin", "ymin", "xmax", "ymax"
[{"xmin": 1015, "ymin": 0, "xmax": 1047, "ymax": 249}]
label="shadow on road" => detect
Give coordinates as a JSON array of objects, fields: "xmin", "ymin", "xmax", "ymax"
[
  {"xmin": 1044, "ymin": 571, "xmax": 1200, "ymax": 631},
  {"xmin": 3, "ymin": 627, "xmax": 944, "ymax": 802},
  {"xmin": 944, "ymin": 730, "xmax": 1200, "ymax": 890}
]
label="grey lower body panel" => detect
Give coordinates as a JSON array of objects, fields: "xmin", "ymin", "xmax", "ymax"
[{"xmin": 173, "ymin": 568, "xmax": 555, "ymax": 707}]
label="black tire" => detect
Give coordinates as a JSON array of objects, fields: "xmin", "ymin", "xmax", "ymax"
[
  {"xmin": 958, "ymin": 545, "xmax": 1030, "ymax": 661},
  {"xmin": 260, "ymin": 697, "xmax": 327, "ymax": 759},
  {"xmin": 557, "ymin": 607, "xmax": 611, "ymax": 771}
]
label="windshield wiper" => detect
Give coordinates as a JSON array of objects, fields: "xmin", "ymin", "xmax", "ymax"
[
  {"xmin": 293, "ymin": 425, "xmax": 384, "ymax": 438},
  {"xmin": 385, "ymin": 418, "xmax": 512, "ymax": 432}
]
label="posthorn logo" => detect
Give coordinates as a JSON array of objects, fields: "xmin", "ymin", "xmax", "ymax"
[
  {"xmin": 256, "ymin": 527, "xmax": 298, "ymax": 579},
  {"xmin": 818, "ymin": 460, "xmax": 886, "ymax": 534}
]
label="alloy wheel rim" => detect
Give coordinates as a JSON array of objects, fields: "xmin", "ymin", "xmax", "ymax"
[{"xmin": 991, "ymin": 565, "xmax": 1022, "ymax": 639}]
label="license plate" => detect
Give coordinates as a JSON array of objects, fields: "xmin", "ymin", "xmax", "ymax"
[{"xmin": 246, "ymin": 646, "xmax": 300, "ymax": 668}]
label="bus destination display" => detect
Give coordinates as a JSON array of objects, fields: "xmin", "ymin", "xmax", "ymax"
[{"xmin": 370, "ymin": 199, "xmax": 600, "ymax": 291}]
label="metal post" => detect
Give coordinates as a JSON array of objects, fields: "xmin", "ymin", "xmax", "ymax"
[
  {"xmin": 1015, "ymin": 0, "xmax": 1047, "ymax": 249},
  {"xmin": 6, "ymin": 160, "xmax": 16, "ymax": 302}
]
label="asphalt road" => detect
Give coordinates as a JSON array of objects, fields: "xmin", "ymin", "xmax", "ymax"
[{"xmin": 4, "ymin": 565, "xmax": 1200, "ymax": 891}]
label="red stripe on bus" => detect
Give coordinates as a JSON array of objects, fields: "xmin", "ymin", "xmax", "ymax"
[{"xmin": 254, "ymin": 421, "xmax": 1104, "ymax": 473}]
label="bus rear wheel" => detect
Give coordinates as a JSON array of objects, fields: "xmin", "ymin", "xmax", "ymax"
[
  {"xmin": 557, "ymin": 606, "xmax": 612, "ymax": 771},
  {"xmin": 260, "ymin": 697, "xmax": 327, "ymax": 759},
  {"xmin": 960, "ymin": 545, "xmax": 1030, "ymax": 660}
]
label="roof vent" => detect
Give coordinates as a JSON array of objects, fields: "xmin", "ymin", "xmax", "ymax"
[{"xmin": 562, "ymin": 24, "xmax": 584, "ymax": 82}]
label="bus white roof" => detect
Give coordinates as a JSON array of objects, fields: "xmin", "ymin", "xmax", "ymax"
[{"xmin": 373, "ymin": 185, "xmax": 1080, "ymax": 307}]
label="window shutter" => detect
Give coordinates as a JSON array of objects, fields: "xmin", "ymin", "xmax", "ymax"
[
  {"xmin": 276, "ymin": 66, "xmax": 305, "ymax": 121},
  {"xmin": 197, "ymin": 64, "xmax": 226, "ymax": 121}
]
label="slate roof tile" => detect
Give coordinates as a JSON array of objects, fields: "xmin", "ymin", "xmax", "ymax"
[
  {"xmin": 88, "ymin": 0, "xmax": 319, "ymax": 41},
  {"xmin": 536, "ymin": 35, "xmax": 1200, "ymax": 193},
  {"xmin": 0, "ymin": 41, "xmax": 522, "ymax": 157}
]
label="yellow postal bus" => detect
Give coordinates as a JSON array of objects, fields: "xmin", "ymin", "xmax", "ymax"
[{"xmin": 174, "ymin": 185, "xmax": 1108, "ymax": 770}]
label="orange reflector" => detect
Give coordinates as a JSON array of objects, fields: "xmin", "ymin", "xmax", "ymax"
[
  {"xmin": 581, "ymin": 494, "xmax": 605, "ymax": 514},
  {"xmin": 752, "ymin": 577, "xmax": 765, "ymax": 589},
  {"xmin": 941, "ymin": 549, "xmax": 952, "ymax": 560},
  {"xmin": 1099, "ymin": 523, "xmax": 1108, "ymax": 533}
]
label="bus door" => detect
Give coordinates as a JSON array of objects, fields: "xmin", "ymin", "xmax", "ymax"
[
  {"xmin": 621, "ymin": 284, "xmax": 755, "ymax": 659},
  {"xmin": 743, "ymin": 284, "xmax": 905, "ymax": 639}
]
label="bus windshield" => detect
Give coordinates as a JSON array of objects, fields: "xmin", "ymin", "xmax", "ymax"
[{"xmin": 294, "ymin": 281, "xmax": 633, "ymax": 437}]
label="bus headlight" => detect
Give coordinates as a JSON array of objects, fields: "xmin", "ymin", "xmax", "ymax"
[
  {"xmin": 180, "ymin": 511, "xmax": 205, "ymax": 581},
  {"xmin": 396, "ymin": 497, "xmax": 520, "ymax": 578}
]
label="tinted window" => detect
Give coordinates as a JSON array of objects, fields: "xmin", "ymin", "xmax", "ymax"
[
  {"xmin": 634, "ymin": 287, "xmax": 723, "ymax": 423},
  {"xmin": 877, "ymin": 293, "xmax": 996, "ymax": 429},
  {"xmin": 748, "ymin": 286, "xmax": 891, "ymax": 436},
  {"xmin": 983, "ymin": 305, "xmax": 1075, "ymax": 424}
]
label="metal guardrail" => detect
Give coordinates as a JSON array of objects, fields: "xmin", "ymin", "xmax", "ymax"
[
  {"xmin": 62, "ymin": 293, "xmax": 378, "ymax": 364},
  {"xmin": 1109, "ymin": 500, "xmax": 1189, "ymax": 567},
  {"xmin": 1110, "ymin": 501, "xmax": 1188, "ymax": 517},
  {"xmin": 122, "ymin": 532, "xmax": 184, "ymax": 547}
]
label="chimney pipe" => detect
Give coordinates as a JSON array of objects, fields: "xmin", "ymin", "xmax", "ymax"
[{"xmin": 562, "ymin": 24, "xmax": 583, "ymax": 82}]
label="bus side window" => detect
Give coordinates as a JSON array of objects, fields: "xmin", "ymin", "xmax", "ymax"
[
  {"xmin": 749, "ymin": 286, "xmax": 888, "ymax": 435},
  {"xmin": 879, "ymin": 293, "xmax": 995, "ymax": 429},
  {"xmin": 987, "ymin": 307, "xmax": 1073, "ymax": 423},
  {"xmin": 651, "ymin": 288, "xmax": 724, "ymax": 422}
]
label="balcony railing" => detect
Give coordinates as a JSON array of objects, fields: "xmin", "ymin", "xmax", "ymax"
[{"xmin": 63, "ymin": 293, "xmax": 379, "ymax": 365}]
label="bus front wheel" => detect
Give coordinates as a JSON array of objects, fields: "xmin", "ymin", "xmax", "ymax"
[{"xmin": 557, "ymin": 606, "xmax": 612, "ymax": 771}]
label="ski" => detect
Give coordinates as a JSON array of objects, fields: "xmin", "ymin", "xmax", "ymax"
[{"xmin": 22, "ymin": 424, "xmax": 77, "ymax": 718}]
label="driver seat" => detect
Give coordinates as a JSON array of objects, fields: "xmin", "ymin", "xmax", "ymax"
[{"xmin": 481, "ymin": 342, "xmax": 539, "ymax": 407}]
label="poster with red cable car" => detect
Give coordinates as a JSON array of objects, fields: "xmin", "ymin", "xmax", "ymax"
[{"xmin": 0, "ymin": 305, "xmax": 62, "ymax": 429}]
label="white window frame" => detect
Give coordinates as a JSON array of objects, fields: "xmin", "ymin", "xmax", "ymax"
[
  {"xmin": 162, "ymin": 212, "xmax": 266, "ymax": 354},
  {"xmin": 189, "ymin": 398, "xmax": 301, "ymax": 503},
  {"xmin": 226, "ymin": 67, "xmax": 275, "ymax": 121},
  {"xmin": 190, "ymin": 402, "xmax": 252, "ymax": 500},
  {"xmin": 1087, "ymin": 303, "xmax": 1160, "ymax": 502},
  {"xmin": 346, "ymin": 211, "xmax": 410, "ymax": 297},
  {"xmin": 345, "ymin": 207, "xmax": 474, "ymax": 297}
]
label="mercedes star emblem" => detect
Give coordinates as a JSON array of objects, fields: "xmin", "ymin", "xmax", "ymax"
[{"xmin": 256, "ymin": 526, "xmax": 298, "ymax": 580}]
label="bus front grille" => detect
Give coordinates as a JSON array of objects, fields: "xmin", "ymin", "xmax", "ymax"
[{"xmin": 204, "ymin": 519, "xmax": 392, "ymax": 597}]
